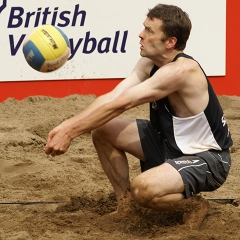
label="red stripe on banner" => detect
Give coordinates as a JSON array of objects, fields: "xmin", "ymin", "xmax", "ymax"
[
  {"xmin": 0, "ymin": 79, "xmax": 122, "ymax": 101},
  {"xmin": 0, "ymin": 1, "xmax": 239, "ymax": 102}
]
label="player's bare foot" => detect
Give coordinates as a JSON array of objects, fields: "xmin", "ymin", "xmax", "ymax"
[
  {"xmin": 109, "ymin": 192, "xmax": 139, "ymax": 218},
  {"xmin": 109, "ymin": 200, "xmax": 133, "ymax": 217},
  {"xmin": 183, "ymin": 196, "xmax": 210, "ymax": 230},
  {"xmin": 109, "ymin": 208, "xmax": 130, "ymax": 217}
]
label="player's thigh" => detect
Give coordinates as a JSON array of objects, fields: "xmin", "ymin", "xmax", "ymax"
[
  {"xmin": 92, "ymin": 118, "xmax": 144, "ymax": 160},
  {"xmin": 132, "ymin": 162, "xmax": 184, "ymax": 198}
]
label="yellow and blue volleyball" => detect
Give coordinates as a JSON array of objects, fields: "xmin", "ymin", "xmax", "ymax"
[{"xmin": 22, "ymin": 25, "xmax": 70, "ymax": 72}]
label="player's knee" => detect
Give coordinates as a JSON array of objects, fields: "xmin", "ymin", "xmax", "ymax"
[
  {"xmin": 92, "ymin": 120, "xmax": 118, "ymax": 146},
  {"xmin": 92, "ymin": 125, "xmax": 107, "ymax": 145},
  {"xmin": 92, "ymin": 127, "xmax": 101, "ymax": 143},
  {"xmin": 131, "ymin": 177, "xmax": 152, "ymax": 208}
]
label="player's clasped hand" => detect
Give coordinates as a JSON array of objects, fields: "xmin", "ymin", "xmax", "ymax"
[{"xmin": 44, "ymin": 126, "xmax": 72, "ymax": 157}]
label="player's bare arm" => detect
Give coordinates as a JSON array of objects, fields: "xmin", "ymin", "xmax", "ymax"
[
  {"xmin": 44, "ymin": 57, "xmax": 152, "ymax": 156},
  {"xmin": 44, "ymin": 56, "xmax": 202, "ymax": 156}
]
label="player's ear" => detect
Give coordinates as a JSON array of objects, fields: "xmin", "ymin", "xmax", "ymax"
[{"xmin": 166, "ymin": 37, "xmax": 177, "ymax": 49}]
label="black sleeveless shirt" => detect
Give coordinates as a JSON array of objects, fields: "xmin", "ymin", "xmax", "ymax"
[{"xmin": 149, "ymin": 53, "xmax": 233, "ymax": 154}]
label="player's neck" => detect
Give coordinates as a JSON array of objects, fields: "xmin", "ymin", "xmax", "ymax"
[{"xmin": 154, "ymin": 50, "xmax": 183, "ymax": 67}]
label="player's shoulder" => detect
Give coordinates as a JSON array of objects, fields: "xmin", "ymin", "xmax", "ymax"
[
  {"xmin": 136, "ymin": 57, "xmax": 155, "ymax": 69},
  {"xmin": 174, "ymin": 54, "xmax": 199, "ymax": 71},
  {"xmin": 133, "ymin": 57, "xmax": 155, "ymax": 78}
]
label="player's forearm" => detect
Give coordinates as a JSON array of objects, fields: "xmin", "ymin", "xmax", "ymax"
[{"xmin": 61, "ymin": 95, "xmax": 127, "ymax": 140}]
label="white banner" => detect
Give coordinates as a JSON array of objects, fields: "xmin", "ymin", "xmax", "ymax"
[{"xmin": 0, "ymin": 0, "xmax": 226, "ymax": 81}]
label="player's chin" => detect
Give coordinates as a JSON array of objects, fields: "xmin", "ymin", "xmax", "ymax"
[{"xmin": 139, "ymin": 50, "xmax": 146, "ymax": 57}]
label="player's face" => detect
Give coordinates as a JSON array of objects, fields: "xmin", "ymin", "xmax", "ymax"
[{"xmin": 139, "ymin": 18, "xmax": 167, "ymax": 58}]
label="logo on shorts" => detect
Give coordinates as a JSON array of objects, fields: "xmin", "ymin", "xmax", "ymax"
[
  {"xmin": 0, "ymin": 0, "xmax": 7, "ymax": 14},
  {"xmin": 152, "ymin": 101, "xmax": 159, "ymax": 110},
  {"xmin": 174, "ymin": 160, "xmax": 200, "ymax": 165}
]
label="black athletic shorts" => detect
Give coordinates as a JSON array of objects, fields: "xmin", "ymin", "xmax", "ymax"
[{"xmin": 136, "ymin": 119, "xmax": 231, "ymax": 198}]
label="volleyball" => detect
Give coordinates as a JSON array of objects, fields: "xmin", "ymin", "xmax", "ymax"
[{"xmin": 22, "ymin": 25, "xmax": 70, "ymax": 72}]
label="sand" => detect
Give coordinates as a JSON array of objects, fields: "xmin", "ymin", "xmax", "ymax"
[{"xmin": 0, "ymin": 94, "xmax": 239, "ymax": 240}]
